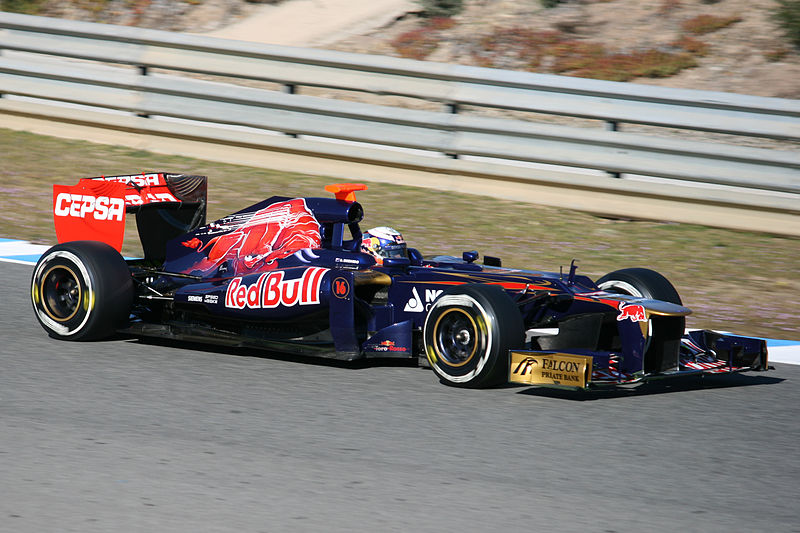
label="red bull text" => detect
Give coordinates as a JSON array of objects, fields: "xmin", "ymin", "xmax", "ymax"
[{"xmin": 225, "ymin": 267, "xmax": 328, "ymax": 310}]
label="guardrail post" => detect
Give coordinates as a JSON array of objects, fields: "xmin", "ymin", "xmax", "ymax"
[
  {"xmin": 606, "ymin": 121, "xmax": 621, "ymax": 178},
  {"xmin": 137, "ymin": 65, "xmax": 150, "ymax": 118},
  {"xmin": 444, "ymin": 102, "xmax": 459, "ymax": 159},
  {"xmin": 283, "ymin": 84, "xmax": 299, "ymax": 137}
]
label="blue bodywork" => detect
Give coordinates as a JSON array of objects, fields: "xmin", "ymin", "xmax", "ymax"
[{"xmin": 123, "ymin": 187, "xmax": 768, "ymax": 388}]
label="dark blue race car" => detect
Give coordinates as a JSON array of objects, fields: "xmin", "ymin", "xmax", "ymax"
[{"xmin": 31, "ymin": 173, "xmax": 768, "ymax": 389}]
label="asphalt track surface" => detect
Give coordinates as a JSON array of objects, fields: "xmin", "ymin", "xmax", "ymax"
[{"xmin": 2, "ymin": 260, "xmax": 799, "ymax": 533}]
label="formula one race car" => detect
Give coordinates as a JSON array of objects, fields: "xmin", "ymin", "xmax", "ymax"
[{"xmin": 31, "ymin": 173, "xmax": 769, "ymax": 389}]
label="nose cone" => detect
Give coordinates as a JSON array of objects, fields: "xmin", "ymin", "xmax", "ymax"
[{"xmin": 638, "ymin": 299, "xmax": 692, "ymax": 317}]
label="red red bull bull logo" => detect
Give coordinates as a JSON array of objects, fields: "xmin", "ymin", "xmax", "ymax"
[
  {"xmin": 225, "ymin": 267, "xmax": 328, "ymax": 310},
  {"xmin": 191, "ymin": 198, "xmax": 321, "ymax": 275},
  {"xmin": 361, "ymin": 236, "xmax": 380, "ymax": 253},
  {"xmin": 617, "ymin": 303, "xmax": 647, "ymax": 322}
]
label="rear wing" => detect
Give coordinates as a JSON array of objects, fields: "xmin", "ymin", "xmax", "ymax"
[{"xmin": 53, "ymin": 172, "xmax": 207, "ymax": 262}]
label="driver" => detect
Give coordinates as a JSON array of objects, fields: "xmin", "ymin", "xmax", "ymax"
[{"xmin": 361, "ymin": 226, "xmax": 407, "ymax": 265}]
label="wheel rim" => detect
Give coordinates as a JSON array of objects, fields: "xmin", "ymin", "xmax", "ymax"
[
  {"xmin": 41, "ymin": 265, "xmax": 82, "ymax": 322},
  {"xmin": 433, "ymin": 308, "xmax": 478, "ymax": 367}
]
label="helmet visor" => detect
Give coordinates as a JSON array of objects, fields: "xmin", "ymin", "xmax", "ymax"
[{"xmin": 381, "ymin": 243, "xmax": 407, "ymax": 258}]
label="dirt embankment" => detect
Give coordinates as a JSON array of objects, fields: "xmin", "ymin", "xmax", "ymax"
[
  {"xmin": 24, "ymin": 0, "xmax": 271, "ymax": 33},
  {"xmin": 333, "ymin": 0, "xmax": 800, "ymax": 99},
  {"xmin": 12, "ymin": 0, "xmax": 800, "ymax": 98}
]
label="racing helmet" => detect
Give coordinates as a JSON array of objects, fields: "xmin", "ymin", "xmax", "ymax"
[{"xmin": 361, "ymin": 226, "xmax": 407, "ymax": 265}]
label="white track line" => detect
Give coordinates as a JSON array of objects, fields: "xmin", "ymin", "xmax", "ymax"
[
  {"xmin": 0, "ymin": 239, "xmax": 51, "ymax": 264},
  {"xmin": 768, "ymin": 345, "xmax": 800, "ymax": 366}
]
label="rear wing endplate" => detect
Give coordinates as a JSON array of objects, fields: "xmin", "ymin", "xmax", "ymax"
[{"xmin": 53, "ymin": 172, "xmax": 207, "ymax": 261}]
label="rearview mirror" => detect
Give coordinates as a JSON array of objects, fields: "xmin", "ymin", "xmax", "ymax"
[
  {"xmin": 407, "ymin": 248, "xmax": 424, "ymax": 266},
  {"xmin": 383, "ymin": 257, "xmax": 411, "ymax": 269}
]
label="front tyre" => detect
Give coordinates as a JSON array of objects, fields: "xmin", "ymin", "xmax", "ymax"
[
  {"xmin": 596, "ymin": 267, "xmax": 682, "ymax": 305},
  {"xmin": 31, "ymin": 241, "xmax": 133, "ymax": 341},
  {"xmin": 596, "ymin": 268, "xmax": 686, "ymax": 374},
  {"xmin": 595, "ymin": 266, "xmax": 685, "ymax": 334},
  {"xmin": 423, "ymin": 284, "xmax": 523, "ymax": 388}
]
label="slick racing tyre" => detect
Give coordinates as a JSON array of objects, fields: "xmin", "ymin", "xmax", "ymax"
[
  {"xmin": 31, "ymin": 240, "xmax": 133, "ymax": 341},
  {"xmin": 596, "ymin": 268, "xmax": 686, "ymax": 366},
  {"xmin": 423, "ymin": 284, "xmax": 523, "ymax": 388},
  {"xmin": 595, "ymin": 267, "xmax": 682, "ymax": 305}
]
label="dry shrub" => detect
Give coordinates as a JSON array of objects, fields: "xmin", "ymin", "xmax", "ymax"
[
  {"xmin": 570, "ymin": 50, "xmax": 696, "ymax": 81},
  {"xmin": 417, "ymin": 0, "xmax": 463, "ymax": 18},
  {"xmin": 549, "ymin": 40, "xmax": 607, "ymax": 72},
  {"xmin": 681, "ymin": 14, "xmax": 742, "ymax": 35},
  {"xmin": 466, "ymin": 25, "xmax": 706, "ymax": 82},
  {"xmin": 0, "ymin": 0, "xmax": 45, "ymax": 12},
  {"xmin": 392, "ymin": 13, "xmax": 716, "ymax": 81},
  {"xmin": 428, "ymin": 17, "xmax": 456, "ymax": 30},
  {"xmin": 672, "ymin": 35, "xmax": 710, "ymax": 56},
  {"xmin": 390, "ymin": 17, "xmax": 456, "ymax": 59},
  {"xmin": 477, "ymin": 28, "xmax": 564, "ymax": 68},
  {"xmin": 764, "ymin": 47, "xmax": 790, "ymax": 61},
  {"xmin": 773, "ymin": 0, "xmax": 800, "ymax": 48},
  {"xmin": 391, "ymin": 28, "xmax": 440, "ymax": 60},
  {"xmin": 658, "ymin": 0, "xmax": 681, "ymax": 15}
]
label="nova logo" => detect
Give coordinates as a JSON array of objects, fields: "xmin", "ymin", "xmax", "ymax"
[
  {"xmin": 54, "ymin": 193, "xmax": 125, "ymax": 221},
  {"xmin": 426, "ymin": 289, "xmax": 443, "ymax": 302},
  {"xmin": 404, "ymin": 287, "xmax": 444, "ymax": 313}
]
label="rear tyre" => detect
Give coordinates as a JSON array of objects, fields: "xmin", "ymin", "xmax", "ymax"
[
  {"xmin": 31, "ymin": 241, "xmax": 133, "ymax": 341},
  {"xmin": 423, "ymin": 284, "xmax": 523, "ymax": 388}
]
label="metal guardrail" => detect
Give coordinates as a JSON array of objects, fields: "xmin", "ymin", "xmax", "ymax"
[
  {"xmin": 1, "ymin": 12, "xmax": 799, "ymax": 229},
  {"xmin": 1, "ymin": 12, "xmax": 798, "ymax": 140},
  {"xmin": 2, "ymin": 56, "xmax": 798, "ymax": 196}
]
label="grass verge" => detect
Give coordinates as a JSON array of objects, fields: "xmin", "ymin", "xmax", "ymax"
[{"xmin": 0, "ymin": 127, "xmax": 797, "ymax": 340}]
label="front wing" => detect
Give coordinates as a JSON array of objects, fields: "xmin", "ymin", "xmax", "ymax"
[{"xmin": 509, "ymin": 330, "xmax": 768, "ymax": 389}]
